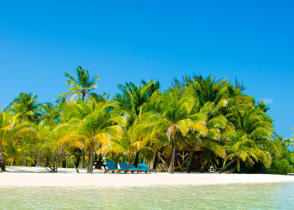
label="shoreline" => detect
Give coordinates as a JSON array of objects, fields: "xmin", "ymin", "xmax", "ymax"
[{"xmin": 0, "ymin": 167, "xmax": 294, "ymax": 187}]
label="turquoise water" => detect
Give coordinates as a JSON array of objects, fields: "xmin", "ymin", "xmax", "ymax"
[{"xmin": 0, "ymin": 183, "xmax": 293, "ymax": 209}]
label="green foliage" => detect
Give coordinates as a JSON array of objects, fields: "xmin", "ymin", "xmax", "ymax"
[
  {"xmin": 7, "ymin": 93, "xmax": 40, "ymax": 123},
  {"xmin": 59, "ymin": 65, "xmax": 99, "ymax": 101},
  {"xmin": 1, "ymin": 69, "xmax": 292, "ymax": 175},
  {"xmin": 266, "ymin": 159, "xmax": 293, "ymax": 175}
]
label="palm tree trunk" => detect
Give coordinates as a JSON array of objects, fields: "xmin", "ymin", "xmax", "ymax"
[
  {"xmin": 134, "ymin": 152, "xmax": 140, "ymax": 167},
  {"xmin": 150, "ymin": 152, "xmax": 158, "ymax": 169},
  {"xmin": 87, "ymin": 144, "xmax": 95, "ymax": 173},
  {"xmin": 187, "ymin": 151, "xmax": 194, "ymax": 173},
  {"xmin": 168, "ymin": 142, "xmax": 176, "ymax": 173},
  {"xmin": 82, "ymin": 92, "xmax": 86, "ymax": 101},
  {"xmin": 150, "ymin": 152, "xmax": 156, "ymax": 169},
  {"xmin": 62, "ymin": 158, "xmax": 67, "ymax": 168},
  {"xmin": 74, "ymin": 148, "xmax": 81, "ymax": 173},
  {"xmin": 23, "ymin": 156, "xmax": 27, "ymax": 166},
  {"xmin": 81, "ymin": 149, "xmax": 85, "ymax": 168},
  {"xmin": 115, "ymin": 155, "xmax": 119, "ymax": 168}
]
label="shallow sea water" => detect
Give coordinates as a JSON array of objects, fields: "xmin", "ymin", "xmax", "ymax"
[{"xmin": 0, "ymin": 183, "xmax": 293, "ymax": 209}]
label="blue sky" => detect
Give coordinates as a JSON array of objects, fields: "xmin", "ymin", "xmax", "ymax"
[{"xmin": 0, "ymin": 0, "xmax": 293, "ymax": 137}]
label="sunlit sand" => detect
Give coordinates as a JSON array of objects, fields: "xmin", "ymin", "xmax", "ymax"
[{"xmin": 1, "ymin": 166, "xmax": 294, "ymax": 187}]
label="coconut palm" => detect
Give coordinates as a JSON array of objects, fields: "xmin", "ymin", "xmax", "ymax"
[
  {"xmin": 0, "ymin": 111, "xmax": 16, "ymax": 171},
  {"xmin": 59, "ymin": 66, "xmax": 99, "ymax": 167},
  {"xmin": 114, "ymin": 80, "xmax": 158, "ymax": 124},
  {"xmin": 40, "ymin": 103, "xmax": 60, "ymax": 126},
  {"xmin": 36, "ymin": 122, "xmax": 70, "ymax": 172},
  {"xmin": 7, "ymin": 93, "xmax": 39, "ymax": 123},
  {"xmin": 183, "ymin": 74, "xmax": 233, "ymax": 106},
  {"xmin": 59, "ymin": 66, "xmax": 99, "ymax": 101},
  {"xmin": 7, "ymin": 93, "xmax": 41, "ymax": 165},
  {"xmin": 0, "ymin": 111, "xmax": 38, "ymax": 171},
  {"xmin": 141, "ymin": 89, "xmax": 208, "ymax": 173},
  {"xmin": 61, "ymin": 100, "xmax": 126, "ymax": 173},
  {"xmin": 113, "ymin": 80, "xmax": 159, "ymax": 166},
  {"xmin": 224, "ymin": 132, "xmax": 272, "ymax": 172},
  {"xmin": 223, "ymin": 106, "xmax": 274, "ymax": 171}
]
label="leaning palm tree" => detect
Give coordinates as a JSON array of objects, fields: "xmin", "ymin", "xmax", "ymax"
[
  {"xmin": 141, "ymin": 89, "xmax": 208, "ymax": 173},
  {"xmin": 59, "ymin": 66, "xmax": 99, "ymax": 101},
  {"xmin": 61, "ymin": 100, "xmax": 126, "ymax": 173}
]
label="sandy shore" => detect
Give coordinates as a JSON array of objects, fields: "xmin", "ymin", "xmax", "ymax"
[{"xmin": 0, "ymin": 166, "xmax": 294, "ymax": 187}]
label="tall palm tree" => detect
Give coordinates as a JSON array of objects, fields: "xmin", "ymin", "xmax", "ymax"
[
  {"xmin": 142, "ymin": 89, "xmax": 208, "ymax": 173},
  {"xmin": 59, "ymin": 66, "xmax": 99, "ymax": 167},
  {"xmin": 62, "ymin": 100, "xmax": 126, "ymax": 173},
  {"xmin": 59, "ymin": 66, "xmax": 99, "ymax": 101},
  {"xmin": 170, "ymin": 76, "xmax": 232, "ymax": 171}
]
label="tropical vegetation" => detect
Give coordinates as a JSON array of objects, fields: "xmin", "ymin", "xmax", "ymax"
[{"xmin": 0, "ymin": 66, "xmax": 293, "ymax": 174}]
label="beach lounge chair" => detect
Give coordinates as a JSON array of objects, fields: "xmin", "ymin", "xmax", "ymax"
[
  {"xmin": 104, "ymin": 160, "xmax": 122, "ymax": 173},
  {"xmin": 119, "ymin": 162, "xmax": 131, "ymax": 173},
  {"xmin": 138, "ymin": 163, "xmax": 157, "ymax": 173},
  {"xmin": 119, "ymin": 162, "xmax": 146, "ymax": 173},
  {"xmin": 127, "ymin": 163, "xmax": 148, "ymax": 173}
]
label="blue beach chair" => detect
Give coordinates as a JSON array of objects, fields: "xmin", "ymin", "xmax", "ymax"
[
  {"xmin": 127, "ymin": 163, "xmax": 148, "ymax": 173},
  {"xmin": 119, "ymin": 162, "xmax": 131, "ymax": 173},
  {"xmin": 138, "ymin": 163, "xmax": 157, "ymax": 173},
  {"xmin": 119, "ymin": 162, "xmax": 146, "ymax": 173},
  {"xmin": 105, "ymin": 160, "xmax": 123, "ymax": 173}
]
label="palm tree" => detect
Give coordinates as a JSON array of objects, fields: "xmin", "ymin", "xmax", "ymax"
[
  {"xmin": 224, "ymin": 132, "xmax": 271, "ymax": 172},
  {"xmin": 36, "ymin": 122, "xmax": 70, "ymax": 172},
  {"xmin": 7, "ymin": 93, "xmax": 40, "ymax": 165},
  {"xmin": 59, "ymin": 66, "xmax": 99, "ymax": 167},
  {"xmin": 0, "ymin": 110, "xmax": 37, "ymax": 171},
  {"xmin": 114, "ymin": 80, "xmax": 159, "ymax": 166},
  {"xmin": 62, "ymin": 100, "xmax": 126, "ymax": 173},
  {"xmin": 7, "ymin": 93, "xmax": 39, "ymax": 123},
  {"xmin": 223, "ymin": 106, "xmax": 274, "ymax": 172},
  {"xmin": 40, "ymin": 103, "xmax": 60, "ymax": 126},
  {"xmin": 59, "ymin": 66, "xmax": 99, "ymax": 101},
  {"xmin": 183, "ymin": 74, "xmax": 233, "ymax": 106},
  {"xmin": 114, "ymin": 80, "xmax": 158, "ymax": 124},
  {"xmin": 141, "ymin": 89, "xmax": 208, "ymax": 173},
  {"xmin": 0, "ymin": 111, "xmax": 16, "ymax": 171}
]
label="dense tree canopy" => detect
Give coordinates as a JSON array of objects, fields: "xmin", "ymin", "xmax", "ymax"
[{"xmin": 0, "ymin": 68, "xmax": 293, "ymax": 174}]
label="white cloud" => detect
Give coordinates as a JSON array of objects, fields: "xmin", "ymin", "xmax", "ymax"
[{"xmin": 261, "ymin": 98, "xmax": 274, "ymax": 105}]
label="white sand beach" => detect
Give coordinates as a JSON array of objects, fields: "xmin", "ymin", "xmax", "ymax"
[{"xmin": 0, "ymin": 166, "xmax": 293, "ymax": 187}]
